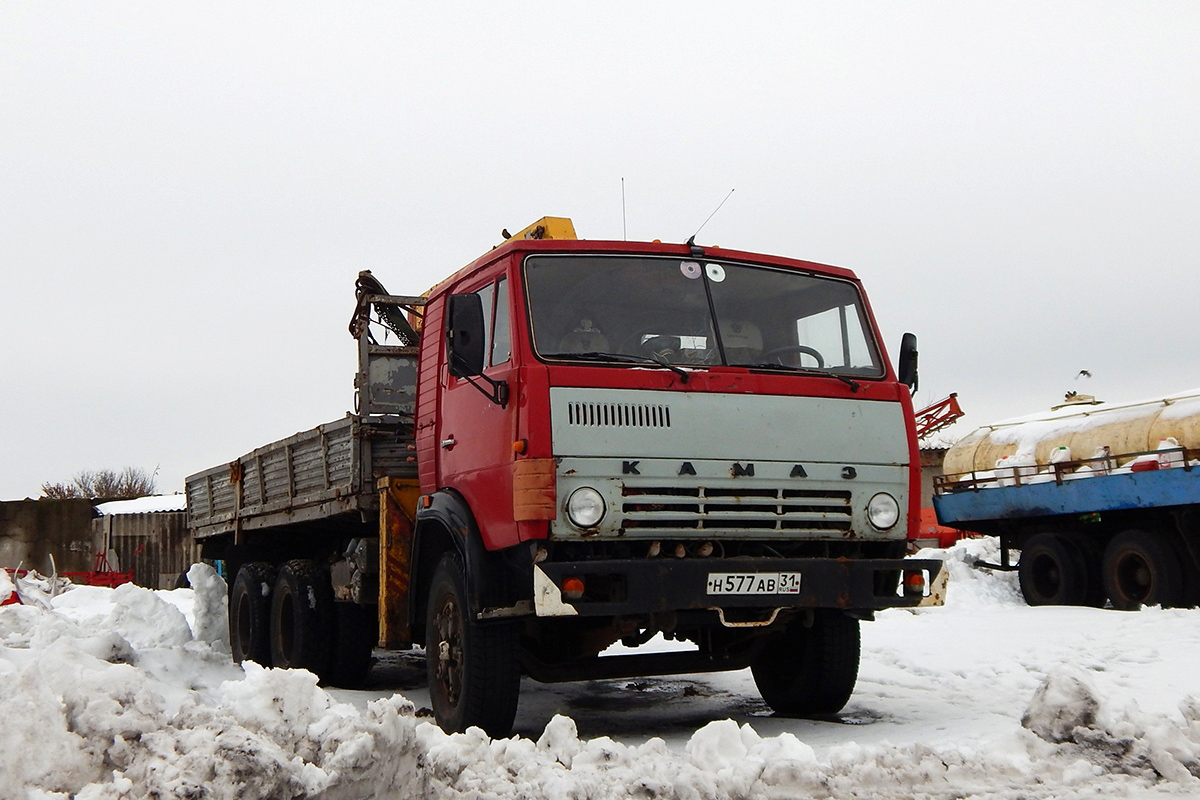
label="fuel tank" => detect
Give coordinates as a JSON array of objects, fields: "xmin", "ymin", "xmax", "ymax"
[{"xmin": 943, "ymin": 387, "xmax": 1200, "ymax": 475}]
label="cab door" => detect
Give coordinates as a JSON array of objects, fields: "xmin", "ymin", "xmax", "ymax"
[{"xmin": 436, "ymin": 273, "xmax": 521, "ymax": 550}]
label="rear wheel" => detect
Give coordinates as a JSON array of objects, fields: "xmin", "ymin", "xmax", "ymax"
[
  {"xmin": 270, "ymin": 560, "xmax": 335, "ymax": 679},
  {"xmin": 425, "ymin": 552, "xmax": 520, "ymax": 737},
  {"xmin": 751, "ymin": 610, "xmax": 860, "ymax": 716},
  {"xmin": 1103, "ymin": 529, "xmax": 1183, "ymax": 610},
  {"xmin": 231, "ymin": 562, "xmax": 275, "ymax": 666},
  {"xmin": 1018, "ymin": 533, "xmax": 1091, "ymax": 606}
]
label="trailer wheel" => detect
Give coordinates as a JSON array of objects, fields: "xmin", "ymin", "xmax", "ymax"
[
  {"xmin": 329, "ymin": 602, "xmax": 375, "ymax": 687},
  {"xmin": 1018, "ymin": 533, "xmax": 1091, "ymax": 606},
  {"xmin": 751, "ymin": 609, "xmax": 860, "ymax": 716},
  {"xmin": 1103, "ymin": 530, "xmax": 1183, "ymax": 610},
  {"xmin": 270, "ymin": 560, "xmax": 335, "ymax": 679},
  {"xmin": 425, "ymin": 551, "xmax": 520, "ymax": 737},
  {"xmin": 231, "ymin": 562, "xmax": 276, "ymax": 666}
]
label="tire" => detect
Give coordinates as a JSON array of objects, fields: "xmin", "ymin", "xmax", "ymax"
[
  {"xmin": 425, "ymin": 552, "xmax": 520, "ymax": 737},
  {"xmin": 751, "ymin": 609, "xmax": 860, "ymax": 716},
  {"xmin": 231, "ymin": 562, "xmax": 276, "ymax": 666},
  {"xmin": 329, "ymin": 602, "xmax": 376, "ymax": 688},
  {"xmin": 270, "ymin": 560, "xmax": 336, "ymax": 679},
  {"xmin": 1103, "ymin": 529, "xmax": 1184, "ymax": 610},
  {"xmin": 1018, "ymin": 533, "xmax": 1091, "ymax": 606}
]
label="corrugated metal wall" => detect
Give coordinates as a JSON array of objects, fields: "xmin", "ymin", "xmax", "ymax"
[{"xmin": 91, "ymin": 512, "xmax": 195, "ymax": 589}]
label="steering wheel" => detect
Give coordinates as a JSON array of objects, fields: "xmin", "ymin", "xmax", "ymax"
[{"xmin": 759, "ymin": 345, "xmax": 825, "ymax": 369}]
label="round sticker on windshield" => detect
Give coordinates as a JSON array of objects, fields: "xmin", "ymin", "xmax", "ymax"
[
  {"xmin": 680, "ymin": 261, "xmax": 702, "ymax": 279},
  {"xmin": 705, "ymin": 263, "xmax": 726, "ymax": 282}
]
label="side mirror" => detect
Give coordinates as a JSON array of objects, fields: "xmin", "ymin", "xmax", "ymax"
[
  {"xmin": 897, "ymin": 332, "xmax": 918, "ymax": 392},
  {"xmin": 446, "ymin": 293, "xmax": 486, "ymax": 377}
]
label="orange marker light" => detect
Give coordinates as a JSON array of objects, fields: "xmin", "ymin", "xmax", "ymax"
[
  {"xmin": 562, "ymin": 577, "xmax": 585, "ymax": 600},
  {"xmin": 904, "ymin": 570, "xmax": 927, "ymax": 596},
  {"xmin": 513, "ymin": 439, "xmax": 528, "ymax": 455}
]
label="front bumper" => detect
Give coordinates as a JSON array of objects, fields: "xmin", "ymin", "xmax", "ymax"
[{"xmin": 531, "ymin": 556, "xmax": 946, "ymax": 618}]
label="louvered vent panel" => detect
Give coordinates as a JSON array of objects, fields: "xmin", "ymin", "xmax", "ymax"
[{"xmin": 566, "ymin": 402, "xmax": 672, "ymax": 428}]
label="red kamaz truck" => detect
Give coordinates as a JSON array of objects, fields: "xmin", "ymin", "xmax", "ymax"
[{"xmin": 186, "ymin": 218, "xmax": 945, "ymax": 737}]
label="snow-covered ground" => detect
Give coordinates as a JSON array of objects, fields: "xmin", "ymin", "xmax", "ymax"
[{"xmin": 5, "ymin": 541, "xmax": 1200, "ymax": 798}]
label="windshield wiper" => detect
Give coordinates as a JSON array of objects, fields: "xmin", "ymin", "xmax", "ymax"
[
  {"xmin": 739, "ymin": 363, "xmax": 860, "ymax": 392},
  {"xmin": 545, "ymin": 351, "xmax": 690, "ymax": 383}
]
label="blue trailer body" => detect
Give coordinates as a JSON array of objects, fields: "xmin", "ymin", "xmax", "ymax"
[
  {"xmin": 934, "ymin": 466, "xmax": 1200, "ymax": 526},
  {"xmin": 933, "ymin": 450, "xmax": 1200, "ymax": 609}
]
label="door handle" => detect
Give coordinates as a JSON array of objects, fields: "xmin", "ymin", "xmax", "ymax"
[{"xmin": 440, "ymin": 436, "xmax": 456, "ymax": 450}]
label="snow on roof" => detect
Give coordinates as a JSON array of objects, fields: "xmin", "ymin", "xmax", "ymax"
[{"xmin": 94, "ymin": 494, "xmax": 187, "ymax": 515}]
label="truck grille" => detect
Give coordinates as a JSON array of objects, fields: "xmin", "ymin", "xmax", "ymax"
[
  {"xmin": 620, "ymin": 486, "xmax": 853, "ymax": 533},
  {"xmin": 566, "ymin": 401, "xmax": 671, "ymax": 428}
]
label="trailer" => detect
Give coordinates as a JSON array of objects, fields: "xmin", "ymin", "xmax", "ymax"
[
  {"xmin": 188, "ymin": 218, "xmax": 947, "ymax": 737},
  {"xmin": 934, "ymin": 389, "xmax": 1200, "ymax": 609}
]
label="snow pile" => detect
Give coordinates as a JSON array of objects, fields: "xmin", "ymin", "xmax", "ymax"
[
  {"xmin": 0, "ymin": 568, "xmax": 424, "ymax": 799},
  {"xmin": 1022, "ymin": 667, "xmax": 1200, "ymax": 786},
  {"xmin": 186, "ymin": 561, "xmax": 230, "ymax": 650},
  {"xmin": 1022, "ymin": 667, "xmax": 1101, "ymax": 743},
  {"xmin": 916, "ymin": 535, "xmax": 1022, "ymax": 608},
  {"xmin": 3, "ymin": 544, "xmax": 1200, "ymax": 798},
  {"xmin": 0, "ymin": 570, "xmax": 14, "ymax": 605}
]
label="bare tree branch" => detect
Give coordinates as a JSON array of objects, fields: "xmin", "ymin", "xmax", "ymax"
[{"xmin": 41, "ymin": 467, "xmax": 158, "ymax": 501}]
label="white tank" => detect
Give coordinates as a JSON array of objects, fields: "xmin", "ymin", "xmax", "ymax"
[{"xmin": 943, "ymin": 387, "xmax": 1200, "ymax": 476}]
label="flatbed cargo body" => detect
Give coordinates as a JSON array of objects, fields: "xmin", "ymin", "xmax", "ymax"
[{"xmin": 186, "ymin": 414, "xmax": 415, "ymax": 539}]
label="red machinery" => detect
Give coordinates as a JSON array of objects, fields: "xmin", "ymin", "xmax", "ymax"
[
  {"xmin": 911, "ymin": 393, "xmax": 969, "ymax": 550},
  {"xmin": 915, "ymin": 393, "xmax": 964, "ymax": 441},
  {"xmin": 63, "ymin": 551, "xmax": 134, "ymax": 588}
]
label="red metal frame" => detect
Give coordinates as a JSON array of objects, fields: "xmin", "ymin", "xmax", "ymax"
[
  {"xmin": 915, "ymin": 393, "xmax": 964, "ymax": 440},
  {"xmin": 62, "ymin": 551, "xmax": 134, "ymax": 589}
]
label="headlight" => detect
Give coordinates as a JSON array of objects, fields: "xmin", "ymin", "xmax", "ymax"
[
  {"xmin": 867, "ymin": 493, "xmax": 900, "ymax": 530},
  {"xmin": 566, "ymin": 487, "xmax": 606, "ymax": 528}
]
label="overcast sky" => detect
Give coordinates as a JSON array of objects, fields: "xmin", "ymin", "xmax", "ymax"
[{"xmin": 2, "ymin": 3, "xmax": 1198, "ymax": 500}]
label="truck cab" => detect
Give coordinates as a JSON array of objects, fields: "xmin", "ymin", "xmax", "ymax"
[{"xmin": 406, "ymin": 220, "xmax": 943, "ymax": 734}]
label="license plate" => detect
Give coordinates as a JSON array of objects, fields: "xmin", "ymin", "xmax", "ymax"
[{"xmin": 706, "ymin": 572, "xmax": 802, "ymax": 595}]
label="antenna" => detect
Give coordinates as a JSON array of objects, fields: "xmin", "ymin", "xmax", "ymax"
[
  {"xmin": 621, "ymin": 177, "xmax": 627, "ymax": 241},
  {"xmin": 690, "ymin": 188, "xmax": 735, "ymax": 240}
]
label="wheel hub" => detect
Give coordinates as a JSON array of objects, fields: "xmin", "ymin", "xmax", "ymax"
[
  {"xmin": 1031, "ymin": 554, "xmax": 1062, "ymax": 597},
  {"xmin": 1117, "ymin": 553, "xmax": 1152, "ymax": 602},
  {"xmin": 433, "ymin": 596, "xmax": 463, "ymax": 705}
]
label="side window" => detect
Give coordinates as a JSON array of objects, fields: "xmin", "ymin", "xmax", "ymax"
[
  {"xmin": 474, "ymin": 282, "xmax": 495, "ymax": 369},
  {"xmin": 491, "ymin": 277, "xmax": 511, "ymax": 366}
]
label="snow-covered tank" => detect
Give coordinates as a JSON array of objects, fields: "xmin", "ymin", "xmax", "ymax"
[{"xmin": 943, "ymin": 387, "xmax": 1200, "ymax": 476}]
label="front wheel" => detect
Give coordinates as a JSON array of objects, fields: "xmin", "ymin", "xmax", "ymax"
[
  {"xmin": 751, "ymin": 610, "xmax": 860, "ymax": 716},
  {"xmin": 426, "ymin": 552, "xmax": 520, "ymax": 737}
]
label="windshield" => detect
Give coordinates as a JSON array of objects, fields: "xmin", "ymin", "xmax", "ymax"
[{"xmin": 524, "ymin": 255, "xmax": 884, "ymax": 377}]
